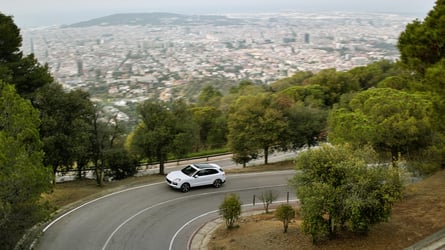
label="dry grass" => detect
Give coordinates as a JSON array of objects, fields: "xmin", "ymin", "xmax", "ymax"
[{"xmin": 43, "ymin": 174, "xmax": 165, "ymax": 210}]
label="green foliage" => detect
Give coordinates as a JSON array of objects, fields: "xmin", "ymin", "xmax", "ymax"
[
  {"xmin": 0, "ymin": 13, "xmax": 53, "ymax": 98},
  {"xmin": 131, "ymin": 99, "xmax": 198, "ymax": 174},
  {"xmin": 258, "ymin": 190, "xmax": 278, "ymax": 213},
  {"xmin": 348, "ymin": 60, "xmax": 402, "ymax": 90},
  {"xmin": 285, "ymin": 104, "xmax": 328, "ymax": 149},
  {"xmin": 219, "ymin": 193, "xmax": 242, "ymax": 229},
  {"xmin": 398, "ymin": 0, "xmax": 445, "ymax": 74},
  {"xmin": 104, "ymin": 147, "xmax": 139, "ymax": 180},
  {"xmin": 329, "ymin": 88, "xmax": 435, "ymax": 166},
  {"xmin": 9, "ymin": 54, "xmax": 54, "ymax": 98},
  {"xmin": 0, "ymin": 82, "xmax": 52, "ymax": 249},
  {"xmin": 170, "ymin": 99, "xmax": 200, "ymax": 158},
  {"xmin": 131, "ymin": 100, "xmax": 174, "ymax": 175},
  {"xmin": 227, "ymin": 94, "xmax": 287, "ymax": 166},
  {"xmin": 35, "ymin": 83, "xmax": 95, "ymax": 181},
  {"xmin": 275, "ymin": 204, "xmax": 295, "ymax": 233},
  {"xmin": 270, "ymin": 71, "xmax": 314, "ymax": 91},
  {"xmin": 292, "ymin": 144, "xmax": 402, "ymax": 243},
  {"xmin": 277, "ymin": 84, "xmax": 327, "ymax": 108},
  {"xmin": 0, "ymin": 13, "xmax": 22, "ymax": 63},
  {"xmin": 197, "ymin": 85, "xmax": 222, "ymax": 107},
  {"xmin": 305, "ymin": 68, "xmax": 359, "ymax": 107},
  {"xmin": 191, "ymin": 106, "xmax": 227, "ymax": 149}
]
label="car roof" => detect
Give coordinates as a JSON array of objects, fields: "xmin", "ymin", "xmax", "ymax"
[{"xmin": 192, "ymin": 163, "xmax": 220, "ymax": 169}]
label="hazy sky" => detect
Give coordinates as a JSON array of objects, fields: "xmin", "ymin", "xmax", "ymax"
[{"xmin": 1, "ymin": 0, "xmax": 437, "ymax": 27}]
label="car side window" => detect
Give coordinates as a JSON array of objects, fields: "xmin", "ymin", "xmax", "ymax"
[
  {"xmin": 196, "ymin": 170, "xmax": 206, "ymax": 176},
  {"xmin": 207, "ymin": 169, "xmax": 218, "ymax": 175}
]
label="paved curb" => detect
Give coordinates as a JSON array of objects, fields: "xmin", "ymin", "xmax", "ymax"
[
  {"xmin": 190, "ymin": 218, "xmax": 224, "ymax": 250},
  {"xmin": 189, "ymin": 210, "xmax": 266, "ymax": 250},
  {"xmin": 404, "ymin": 227, "xmax": 445, "ymax": 250}
]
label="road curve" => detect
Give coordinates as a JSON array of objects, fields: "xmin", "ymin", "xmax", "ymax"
[{"xmin": 36, "ymin": 170, "xmax": 297, "ymax": 250}]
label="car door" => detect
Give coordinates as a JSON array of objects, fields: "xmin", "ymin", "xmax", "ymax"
[
  {"xmin": 193, "ymin": 169, "xmax": 214, "ymax": 186},
  {"xmin": 191, "ymin": 169, "xmax": 206, "ymax": 186}
]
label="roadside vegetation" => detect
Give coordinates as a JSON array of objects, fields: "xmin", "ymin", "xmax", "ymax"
[{"xmin": 2, "ymin": 0, "xmax": 445, "ymax": 248}]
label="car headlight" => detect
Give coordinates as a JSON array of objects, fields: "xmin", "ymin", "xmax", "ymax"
[{"xmin": 174, "ymin": 178, "xmax": 181, "ymax": 183}]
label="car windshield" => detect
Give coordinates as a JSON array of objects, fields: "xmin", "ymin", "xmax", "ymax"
[{"xmin": 181, "ymin": 165, "xmax": 197, "ymax": 176}]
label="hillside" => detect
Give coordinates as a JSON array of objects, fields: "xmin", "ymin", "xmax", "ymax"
[{"xmin": 65, "ymin": 12, "xmax": 246, "ymax": 27}]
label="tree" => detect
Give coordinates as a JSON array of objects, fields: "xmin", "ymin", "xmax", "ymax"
[
  {"xmin": 90, "ymin": 109, "xmax": 124, "ymax": 186},
  {"xmin": 169, "ymin": 99, "xmax": 199, "ymax": 159},
  {"xmin": 258, "ymin": 190, "xmax": 278, "ymax": 214},
  {"xmin": 305, "ymin": 68, "xmax": 359, "ymax": 107},
  {"xmin": 291, "ymin": 144, "xmax": 402, "ymax": 243},
  {"xmin": 197, "ymin": 85, "xmax": 222, "ymax": 107},
  {"xmin": 227, "ymin": 94, "xmax": 287, "ymax": 166},
  {"xmin": 219, "ymin": 193, "xmax": 242, "ymax": 229},
  {"xmin": 0, "ymin": 82, "xmax": 52, "ymax": 249},
  {"xmin": 131, "ymin": 100, "xmax": 197, "ymax": 175},
  {"xmin": 104, "ymin": 147, "xmax": 138, "ymax": 180},
  {"xmin": 348, "ymin": 60, "xmax": 402, "ymax": 90},
  {"xmin": 0, "ymin": 13, "xmax": 53, "ymax": 99},
  {"xmin": 35, "ymin": 83, "xmax": 94, "ymax": 184},
  {"xmin": 328, "ymin": 88, "xmax": 435, "ymax": 167},
  {"xmin": 191, "ymin": 106, "xmax": 226, "ymax": 149},
  {"xmin": 270, "ymin": 71, "xmax": 314, "ymax": 92},
  {"xmin": 275, "ymin": 204, "xmax": 295, "ymax": 233},
  {"xmin": 0, "ymin": 13, "xmax": 22, "ymax": 64},
  {"xmin": 398, "ymin": 0, "xmax": 445, "ymax": 75},
  {"xmin": 285, "ymin": 104, "xmax": 327, "ymax": 149}
]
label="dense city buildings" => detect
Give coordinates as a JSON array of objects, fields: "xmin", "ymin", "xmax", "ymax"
[{"xmin": 21, "ymin": 11, "xmax": 415, "ymax": 121}]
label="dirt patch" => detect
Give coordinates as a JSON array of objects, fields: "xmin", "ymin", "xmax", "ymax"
[{"xmin": 208, "ymin": 169, "xmax": 445, "ymax": 250}]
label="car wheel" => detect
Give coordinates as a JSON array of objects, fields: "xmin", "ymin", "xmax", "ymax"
[
  {"xmin": 181, "ymin": 183, "xmax": 190, "ymax": 192},
  {"xmin": 213, "ymin": 179, "xmax": 222, "ymax": 188}
]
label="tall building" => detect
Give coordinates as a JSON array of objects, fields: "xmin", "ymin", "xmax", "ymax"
[{"xmin": 304, "ymin": 33, "xmax": 310, "ymax": 44}]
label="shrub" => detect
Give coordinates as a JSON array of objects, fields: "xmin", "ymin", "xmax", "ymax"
[
  {"xmin": 258, "ymin": 190, "xmax": 278, "ymax": 213},
  {"xmin": 105, "ymin": 147, "xmax": 139, "ymax": 180},
  {"xmin": 219, "ymin": 193, "xmax": 242, "ymax": 229},
  {"xmin": 275, "ymin": 204, "xmax": 295, "ymax": 233}
]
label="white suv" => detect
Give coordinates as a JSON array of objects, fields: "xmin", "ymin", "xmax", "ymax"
[{"xmin": 166, "ymin": 163, "xmax": 226, "ymax": 192}]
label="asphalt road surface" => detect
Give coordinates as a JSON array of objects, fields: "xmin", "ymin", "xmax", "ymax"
[{"xmin": 37, "ymin": 166, "xmax": 297, "ymax": 249}]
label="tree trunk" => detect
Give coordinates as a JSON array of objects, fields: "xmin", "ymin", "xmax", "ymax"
[
  {"xmin": 283, "ymin": 219, "xmax": 289, "ymax": 233},
  {"xmin": 94, "ymin": 159, "xmax": 104, "ymax": 186},
  {"xmin": 52, "ymin": 165, "xmax": 57, "ymax": 187},
  {"xmin": 77, "ymin": 166, "xmax": 82, "ymax": 180},
  {"xmin": 264, "ymin": 146, "xmax": 269, "ymax": 165},
  {"xmin": 391, "ymin": 147, "xmax": 399, "ymax": 168},
  {"xmin": 159, "ymin": 153, "xmax": 165, "ymax": 175}
]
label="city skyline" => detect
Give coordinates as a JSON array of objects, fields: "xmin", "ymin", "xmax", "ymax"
[{"xmin": 2, "ymin": 0, "xmax": 437, "ymax": 27}]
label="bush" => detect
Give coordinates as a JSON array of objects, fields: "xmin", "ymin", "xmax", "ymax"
[
  {"xmin": 275, "ymin": 204, "xmax": 295, "ymax": 233},
  {"xmin": 219, "ymin": 193, "xmax": 242, "ymax": 229},
  {"xmin": 258, "ymin": 190, "xmax": 278, "ymax": 213},
  {"xmin": 292, "ymin": 144, "xmax": 403, "ymax": 243},
  {"xmin": 104, "ymin": 147, "xmax": 139, "ymax": 180}
]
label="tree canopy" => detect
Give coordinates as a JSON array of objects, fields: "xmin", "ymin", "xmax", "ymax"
[
  {"xmin": 0, "ymin": 82, "xmax": 52, "ymax": 248},
  {"xmin": 0, "ymin": 13, "xmax": 53, "ymax": 98},
  {"xmin": 328, "ymin": 88, "xmax": 435, "ymax": 166},
  {"xmin": 398, "ymin": 0, "xmax": 445, "ymax": 75},
  {"xmin": 227, "ymin": 93, "xmax": 287, "ymax": 166},
  {"xmin": 292, "ymin": 144, "xmax": 402, "ymax": 243}
]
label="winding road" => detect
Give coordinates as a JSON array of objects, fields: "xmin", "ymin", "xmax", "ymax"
[{"xmin": 36, "ymin": 153, "xmax": 298, "ymax": 250}]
